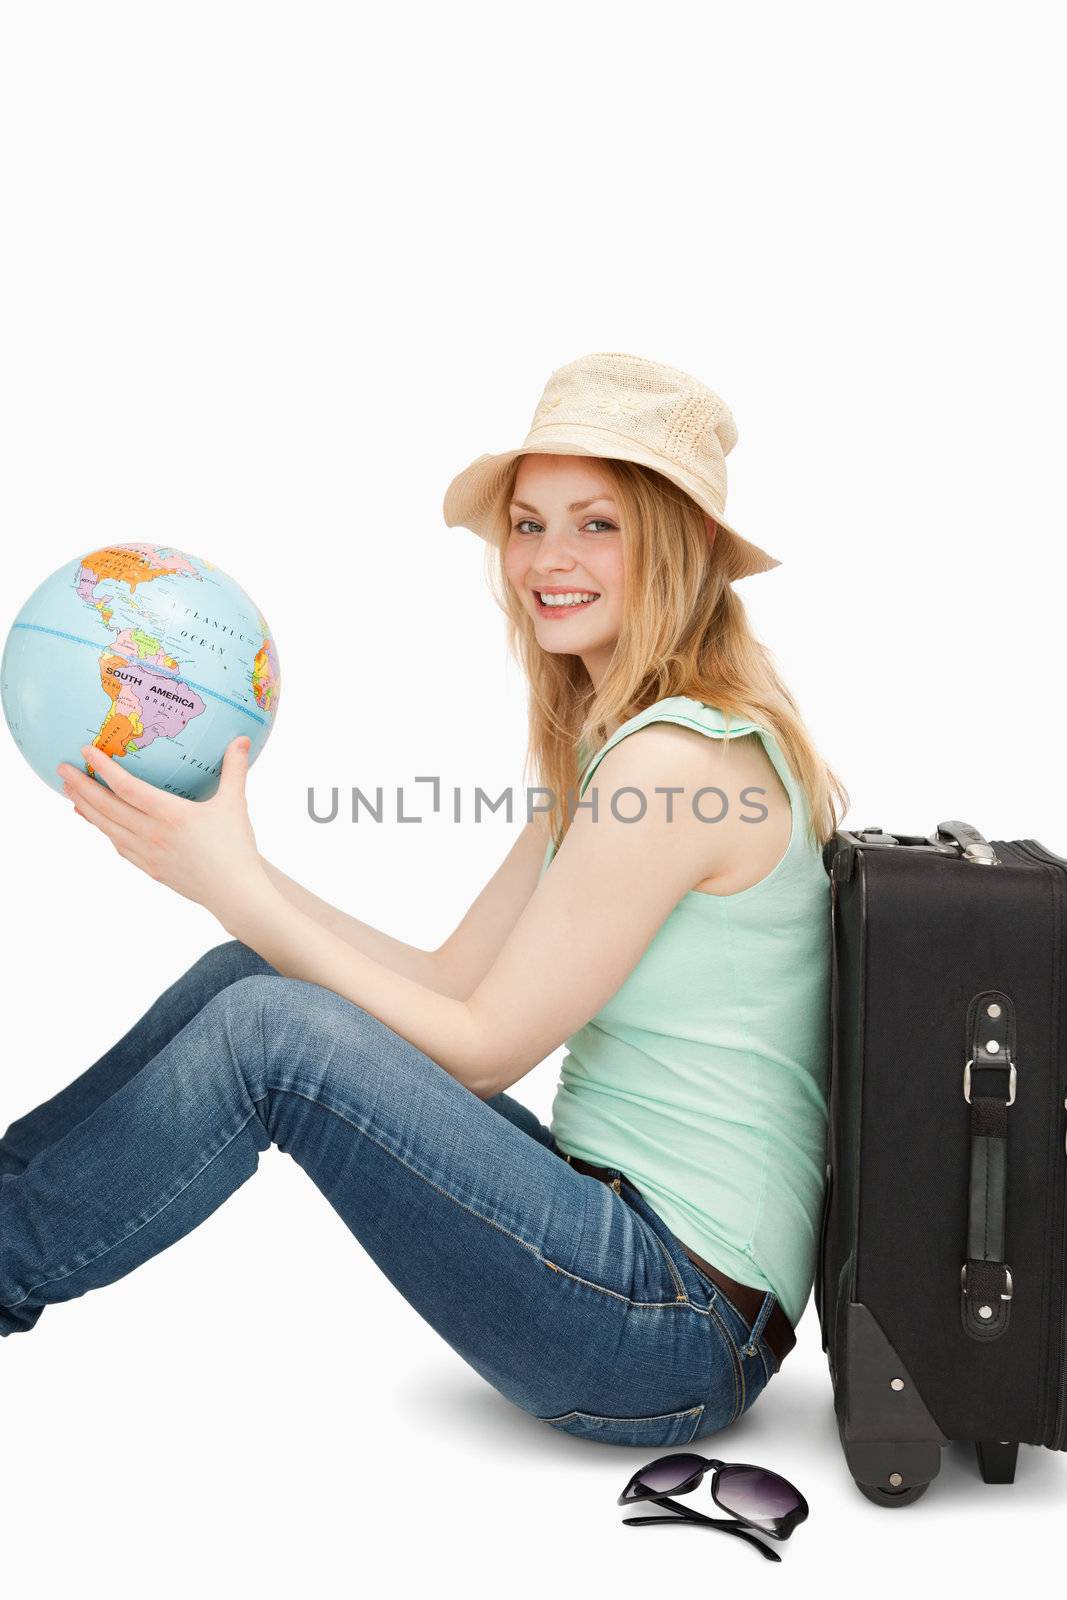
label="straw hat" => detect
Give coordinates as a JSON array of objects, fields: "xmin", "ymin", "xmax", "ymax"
[{"xmin": 442, "ymin": 351, "xmax": 780, "ymax": 581}]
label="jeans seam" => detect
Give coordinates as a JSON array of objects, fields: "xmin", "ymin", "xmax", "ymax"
[
  {"xmin": 4, "ymin": 1111, "xmax": 260, "ymax": 1310},
  {"xmin": 691, "ymin": 1269, "xmax": 774, "ymax": 1395},
  {"xmin": 260, "ymin": 1085, "xmax": 705, "ymax": 1312},
  {"xmin": 704, "ymin": 1297, "xmax": 743, "ymax": 1422},
  {"xmin": 543, "ymin": 1403, "xmax": 704, "ymax": 1425},
  {"xmin": 614, "ymin": 1176, "xmax": 700, "ymax": 1304},
  {"xmin": 643, "ymin": 1220, "xmax": 689, "ymax": 1301}
]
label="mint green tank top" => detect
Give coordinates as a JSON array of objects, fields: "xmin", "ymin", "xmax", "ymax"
[{"xmin": 540, "ymin": 695, "xmax": 831, "ymax": 1330}]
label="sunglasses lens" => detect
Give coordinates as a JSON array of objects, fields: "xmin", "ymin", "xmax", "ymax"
[
  {"xmin": 714, "ymin": 1465, "xmax": 802, "ymax": 1527},
  {"xmin": 629, "ymin": 1452, "xmax": 705, "ymax": 1497}
]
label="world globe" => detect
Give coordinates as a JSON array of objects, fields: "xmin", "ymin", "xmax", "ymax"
[{"xmin": 1, "ymin": 542, "xmax": 281, "ymax": 801}]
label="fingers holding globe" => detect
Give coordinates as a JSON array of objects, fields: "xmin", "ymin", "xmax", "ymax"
[{"xmin": 1, "ymin": 543, "xmax": 281, "ymax": 801}]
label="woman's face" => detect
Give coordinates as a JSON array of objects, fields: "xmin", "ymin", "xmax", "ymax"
[{"xmin": 503, "ymin": 454, "xmax": 625, "ymax": 684}]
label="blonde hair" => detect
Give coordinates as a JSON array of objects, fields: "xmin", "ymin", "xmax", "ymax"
[{"xmin": 481, "ymin": 454, "xmax": 850, "ymax": 856}]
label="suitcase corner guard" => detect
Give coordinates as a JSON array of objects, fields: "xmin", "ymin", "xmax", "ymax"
[{"xmin": 837, "ymin": 1301, "xmax": 949, "ymax": 1499}]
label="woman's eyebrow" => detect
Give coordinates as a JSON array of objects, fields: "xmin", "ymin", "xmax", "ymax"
[{"xmin": 510, "ymin": 496, "xmax": 617, "ymax": 513}]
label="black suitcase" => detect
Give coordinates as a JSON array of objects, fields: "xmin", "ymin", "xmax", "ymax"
[{"xmin": 815, "ymin": 820, "xmax": 1067, "ymax": 1505}]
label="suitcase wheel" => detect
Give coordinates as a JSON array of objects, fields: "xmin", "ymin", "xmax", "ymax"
[
  {"xmin": 855, "ymin": 1478, "xmax": 930, "ymax": 1507},
  {"xmin": 841, "ymin": 1429, "xmax": 942, "ymax": 1506}
]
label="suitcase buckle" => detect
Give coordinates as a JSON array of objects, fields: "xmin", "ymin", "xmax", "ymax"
[{"xmin": 963, "ymin": 1056, "xmax": 1017, "ymax": 1106}]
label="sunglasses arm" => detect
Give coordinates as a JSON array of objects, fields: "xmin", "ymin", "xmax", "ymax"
[{"xmin": 622, "ymin": 1495, "xmax": 781, "ymax": 1562}]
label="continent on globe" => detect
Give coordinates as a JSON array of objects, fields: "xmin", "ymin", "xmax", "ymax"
[
  {"xmin": 76, "ymin": 544, "xmax": 203, "ymax": 602},
  {"xmin": 86, "ymin": 655, "xmax": 207, "ymax": 776},
  {"xmin": 111, "ymin": 627, "xmax": 181, "ymax": 670},
  {"xmin": 252, "ymin": 633, "xmax": 280, "ymax": 714}
]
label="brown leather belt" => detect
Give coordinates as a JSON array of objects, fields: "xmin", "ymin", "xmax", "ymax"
[{"xmin": 560, "ymin": 1151, "xmax": 796, "ymax": 1371}]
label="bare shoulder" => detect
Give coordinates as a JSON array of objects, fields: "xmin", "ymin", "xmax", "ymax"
[{"xmin": 589, "ymin": 721, "xmax": 792, "ymax": 896}]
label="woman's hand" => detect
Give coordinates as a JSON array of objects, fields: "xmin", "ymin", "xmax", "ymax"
[{"xmin": 56, "ymin": 736, "xmax": 268, "ymax": 928}]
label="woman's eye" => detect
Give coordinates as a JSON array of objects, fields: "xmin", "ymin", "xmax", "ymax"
[{"xmin": 510, "ymin": 519, "xmax": 616, "ymax": 534}]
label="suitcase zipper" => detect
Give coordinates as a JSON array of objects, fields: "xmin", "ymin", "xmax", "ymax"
[
  {"xmin": 1008, "ymin": 840, "xmax": 1067, "ymax": 1448},
  {"xmin": 1013, "ymin": 839, "xmax": 1067, "ymax": 870}
]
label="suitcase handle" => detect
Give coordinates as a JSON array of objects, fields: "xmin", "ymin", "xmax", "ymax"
[
  {"xmin": 960, "ymin": 990, "xmax": 1016, "ymax": 1341},
  {"xmin": 824, "ymin": 821, "xmax": 1002, "ymax": 880},
  {"xmin": 932, "ymin": 820, "xmax": 1000, "ymax": 865}
]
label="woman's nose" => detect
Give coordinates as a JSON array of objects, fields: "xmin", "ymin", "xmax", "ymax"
[{"xmin": 532, "ymin": 531, "xmax": 578, "ymax": 571}]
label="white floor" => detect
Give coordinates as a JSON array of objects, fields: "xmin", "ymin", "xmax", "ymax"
[{"xmin": 2, "ymin": 1147, "xmax": 1062, "ymax": 1597}]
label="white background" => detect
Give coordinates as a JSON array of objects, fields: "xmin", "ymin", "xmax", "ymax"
[{"xmin": 1, "ymin": 1, "xmax": 1065, "ymax": 1592}]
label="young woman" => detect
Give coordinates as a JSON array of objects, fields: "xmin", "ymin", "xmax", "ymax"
[{"xmin": 1, "ymin": 351, "xmax": 848, "ymax": 1450}]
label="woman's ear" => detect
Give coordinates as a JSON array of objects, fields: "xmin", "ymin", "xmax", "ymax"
[{"xmin": 704, "ymin": 513, "xmax": 719, "ymax": 550}]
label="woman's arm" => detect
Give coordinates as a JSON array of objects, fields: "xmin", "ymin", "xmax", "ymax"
[
  {"xmin": 431, "ymin": 812, "xmax": 553, "ymax": 993},
  {"xmin": 258, "ymin": 813, "xmax": 550, "ymax": 1000},
  {"xmin": 258, "ymin": 855, "xmax": 453, "ymax": 992},
  {"xmin": 221, "ymin": 725, "xmax": 737, "ymax": 1099}
]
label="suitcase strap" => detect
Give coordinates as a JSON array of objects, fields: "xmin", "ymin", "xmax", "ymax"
[{"xmin": 960, "ymin": 989, "xmax": 1016, "ymax": 1341}]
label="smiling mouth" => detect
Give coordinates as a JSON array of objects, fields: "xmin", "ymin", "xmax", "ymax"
[{"xmin": 533, "ymin": 590, "xmax": 602, "ymax": 615}]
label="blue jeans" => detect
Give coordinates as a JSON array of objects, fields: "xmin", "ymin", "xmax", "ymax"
[{"xmin": 0, "ymin": 940, "xmax": 780, "ymax": 1445}]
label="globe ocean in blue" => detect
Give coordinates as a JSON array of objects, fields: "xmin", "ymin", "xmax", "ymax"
[{"xmin": 1, "ymin": 542, "xmax": 281, "ymax": 800}]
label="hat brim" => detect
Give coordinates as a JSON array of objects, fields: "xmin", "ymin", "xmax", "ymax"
[{"xmin": 441, "ymin": 429, "xmax": 781, "ymax": 579}]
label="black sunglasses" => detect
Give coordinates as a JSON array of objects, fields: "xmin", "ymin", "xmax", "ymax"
[{"xmin": 618, "ymin": 1452, "xmax": 808, "ymax": 1563}]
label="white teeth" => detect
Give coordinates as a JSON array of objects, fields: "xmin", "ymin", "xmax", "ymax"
[{"xmin": 538, "ymin": 591, "xmax": 599, "ymax": 607}]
